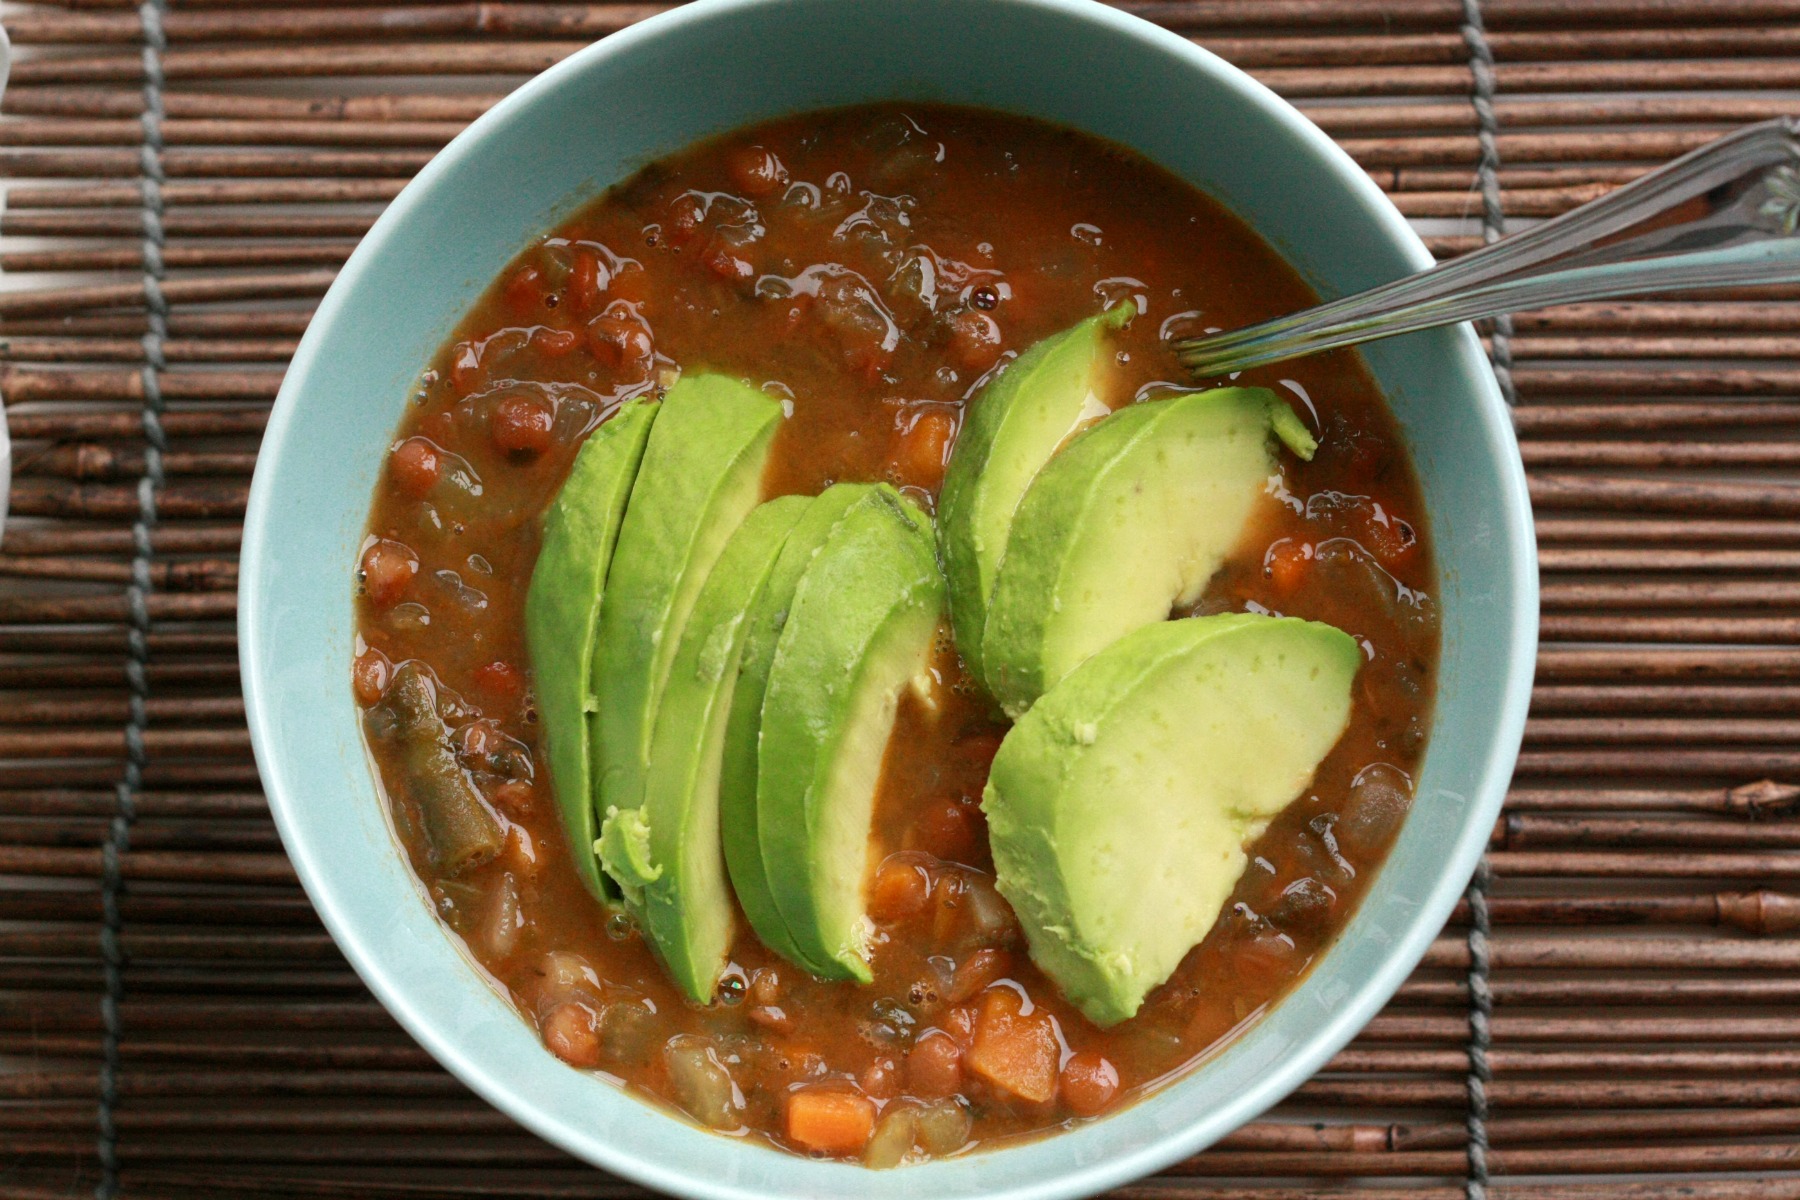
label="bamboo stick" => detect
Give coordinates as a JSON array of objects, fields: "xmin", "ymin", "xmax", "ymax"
[
  {"xmin": 2, "ymin": 523, "xmax": 245, "ymax": 553},
  {"xmin": 0, "ymin": 727, "xmax": 251, "ymax": 758},
  {"xmin": 1539, "ymin": 580, "xmax": 1800, "ymax": 608},
  {"xmin": 0, "ymin": 964, "xmax": 363, "ymax": 995},
  {"xmin": 0, "ymin": 762, "xmax": 259, "ymax": 789},
  {"xmin": 1539, "ymin": 615, "xmax": 1800, "ymax": 644},
  {"xmin": 0, "ymin": 791, "xmax": 267, "ymax": 820},
  {"xmin": 0, "ymin": 147, "xmax": 436, "ymax": 178},
  {"xmin": 0, "ymin": 271, "xmax": 335, "ymax": 318},
  {"xmin": 0, "ymin": 556, "xmax": 238, "ymax": 588},
  {"xmin": 3, "ymin": 210, "xmax": 376, "ymax": 238},
  {"xmin": 0, "ymin": 366, "xmax": 284, "ymax": 401},
  {"xmin": 0, "ymin": 1000, "xmax": 383, "ymax": 1033},
  {"xmin": 1178, "ymin": 1144, "xmax": 1800, "ymax": 1177},
  {"xmin": 1420, "ymin": 934, "xmax": 1800, "ymax": 971},
  {"xmin": 0, "ymin": 1070, "xmax": 466, "ymax": 1100},
  {"xmin": 1513, "ymin": 335, "xmax": 1800, "ymax": 359},
  {"xmin": 1532, "ymin": 683, "xmax": 1800, "ymax": 714},
  {"xmin": 1454, "ymin": 891, "xmax": 1800, "ymax": 933},
  {"xmin": 0, "ymin": 117, "xmax": 464, "ymax": 148},
  {"xmin": 0, "ymin": 1105, "xmax": 513, "ymax": 1136},
  {"xmin": 1537, "ymin": 647, "xmax": 1800, "ymax": 681},
  {"xmin": 0, "ymin": 338, "xmax": 300, "ymax": 363},
  {"xmin": 1538, "ymin": 548, "xmax": 1800, "ymax": 572},
  {"xmin": 0, "ymin": 1038, "xmax": 436, "ymax": 1072},
  {"xmin": 0, "ymin": 313, "xmax": 312, "ymax": 339},
  {"xmin": 1301, "ymin": 94, "xmax": 1800, "ymax": 135},
  {"xmin": 1394, "ymin": 977, "xmax": 1800, "ymax": 1007},
  {"xmin": 1516, "ymin": 750, "xmax": 1800, "ymax": 779},
  {"xmin": 1341, "ymin": 129, "xmax": 1723, "ymax": 170},
  {"xmin": 1531, "ymin": 475, "xmax": 1800, "ymax": 517},
  {"xmin": 8, "ymin": 480, "xmax": 250, "ymax": 519},
  {"xmin": 0, "ymin": 816, "xmax": 273, "ymax": 852},
  {"xmin": 14, "ymin": 446, "xmax": 262, "ymax": 478},
  {"xmin": 0, "ymin": 628, "xmax": 236, "ymax": 655},
  {"xmin": 0, "ymin": 694, "xmax": 244, "ymax": 724},
  {"xmin": 0, "ymin": 846, "xmax": 295, "ymax": 885},
  {"xmin": 1516, "ymin": 364, "xmax": 1800, "ymax": 396},
  {"xmin": 1, "ymin": 88, "xmax": 504, "ymax": 122},
  {"xmin": 1516, "ymin": 404, "xmax": 1800, "ymax": 434},
  {"xmin": 5, "ymin": 4, "xmax": 664, "ymax": 44},
  {"xmin": 0, "ymin": 662, "xmax": 240, "ymax": 690},
  {"xmin": 1522, "ymin": 441, "xmax": 1800, "ymax": 469},
  {"xmin": 1513, "ymin": 303, "xmax": 1800, "ymax": 333},
  {"xmin": 0, "ymin": 592, "xmax": 238, "ymax": 625},
  {"xmin": 1534, "ymin": 517, "xmax": 1800, "ymax": 545},
  {"xmin": 1392, "ymin": 185, "xmax": 1610, "ymax": 219},
  {"xmin": 1490, "ymin": 845, "xmax": 1800, "ymax": 876},
  {"xmin": 1506, "ymin": 781, "xmax": 1799, "ymax": 815},
  {"xmin": 3, "ymin": 244, "xmax": 359, "ymax": 273},
  {"xmin": 1292, "ymin": 1076, "xmax": 1800, "ymax": 1109},
  {"xmin": 7, "ymin": 42, "xmax": 589, "ymax": 86},
  {"xmin": 1360, "ymin": 1013, "xmax": 1800, "ymax": 1044},
  {"xmin": 0, "ymin": 929, "xmax": 334, "ymax": 960},
  {"xmin": 0, "ymin": 889, "xmax": 311, "ymax": 926},
  {"xmin": 1256, "ymin": 59, "xmax": 1800, "ymax": 98},
  {"xmin": 1330, "ymin": 1047, "xmax": 1800, "ymax": 1076},
  {"xmin": 1525, "ymin": 717, "xmax": 1800, "ymax": 747},
  {"xmin": 1495, "ymin": 812, "xmax": 1800, "ymax": 850},
  {"xmin": 3, "ymin": 179, "xmax": 404, "ymax": 207}
]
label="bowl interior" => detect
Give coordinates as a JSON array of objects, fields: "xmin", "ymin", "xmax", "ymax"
[{"xmin": 241, "ymin": 2, "xmax": 1536, "ymax": 1197}]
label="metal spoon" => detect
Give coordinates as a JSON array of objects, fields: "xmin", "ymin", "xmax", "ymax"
[{"xmin": 1175, "ymin": 117, "xmax": 1800, "ymax": 378}]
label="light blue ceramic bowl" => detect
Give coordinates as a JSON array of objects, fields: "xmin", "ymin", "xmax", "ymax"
[{"xmin": 240, "ymin": 1, "xmax": 1536, "ymax": 1196}]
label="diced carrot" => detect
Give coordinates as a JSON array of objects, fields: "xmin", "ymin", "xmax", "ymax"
[
  {"xmin": 966, "ymin": 988, "xmax": 1059, "ymax": 1104},
  {"xmin": 868, "ymin": 854, "xmax": 931, "ymax": 922},
  {"xmin": 894, "ymin": 410, "xmax": 956, "ymax": 490},
  {"xmin": 1263, "ymin": 539, "xmax": 1310, "ymax": 594},
  {"xmin": 785, "ymin": 1088, "xmax": 877, "ymax": 1156}
]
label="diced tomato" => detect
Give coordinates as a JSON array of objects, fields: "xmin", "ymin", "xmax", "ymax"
[
  {"xmin": 966, "ymin": 988, "xmax": 1060, "ymax": 1104},
  {"xmin": 531, "ymin": 327, "xmax": 580, "ymax": 357},
  {"xmin": 727, "ymin": 144, "xmax": 788, "ymax": 197},
  {"xmin": 541, "ymin": 1002, "xmax": 602, "ymax": 1068},
  {"xmin": 475, "ymin": 660, "xmax": 524, "ymax": 696},
  {"xmin": 665, "ymin": 193, "xmax": 706, "ymax": 248},
  {"xmin": 894, "ymin": 410, "xmax": 956, "ymax": 491},
  {"xmin": 1361, "ymin": 502, "xmax": 1420, "ymax": 571},
  {"xmin": 1263, "ymin": 539, "xmax": 1311, "ymax": 594},
  {"xmin": 606, "ymin": 266, "xmax": 649, "ymax": 306},
  {"xmin": 351, "ymin": 648, "xmax": 391, "ymax": 706},
  {"xmin": 785, "ymin": 1088, "xmax": 876, "ymax": 1156},
  {"xmin": 360, "ymin": 539, "xmax": 418, "ymax": 609},
  {"xmin": 868, "ymin": 855, "xmax": 931, "ymax": 922},
  {"xmin": 946, "ymin": 310, "xmax": 1003, "ymax": 373},
  {"xmin": 914, "ymin": 797, "xmax": 984, "ymax": 866},
  {"xmin": 389, "ymin": 436, "xmax": 442, "ymax": 498},
  {"xmin": 491, "ymin": 394, "xmax": 556, "ymax": 457},
  {"xmin": 504, "ymin": 265, "xmax": 544, "ymax": 315},
  {"xmin": 1059, "ymin": 1051, "xmax": 1120, "ymax": 1116},
  {"xmin": 905, "ymin": 1030, "xmax": 963, "ymax": 1100},
  {"xmin": 569, "ymin": 250, "xmax": 603, "ymax": 314},
  {"xmin": 587, "ymin": 314, "xmax": 654, "ymax": 371},
  {"xmin": 703, "ymin": 246, "xmax": 755, "ymax": 283}
]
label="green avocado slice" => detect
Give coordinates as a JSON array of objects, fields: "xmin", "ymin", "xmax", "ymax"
[
  {"xmin": 718, "ymin": 482, "xmax": 874, "ymax": 969},
  {"xmin": 983, "ymin": 613, "xmax": 1359, "ymax": 1027},
  {"xmin": 937, "ymin": 303, "xmax": 1131, "ymax": 682},
  {"xmin": 592, "ymin": 374, "xmax": 783, "ymax": 897},
  {"xmin": 756, "ymin": 486, "xmax": 944, "ymax": 982},
  {"xmin": 523, "ymin": 397, "xmax": 658, "ymax": 902},
  {"xmin": 981, "ymin": 387, "xmax": 1315, "ymax": 718},
  {"xmin": 606, "ymin": 494, "xmax": 812, "ymax": 1002}
]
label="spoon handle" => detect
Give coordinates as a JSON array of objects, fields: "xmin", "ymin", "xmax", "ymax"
[{"xmin": 1176, "ymin": 116, "xmax": 1800, "ymax": 378}]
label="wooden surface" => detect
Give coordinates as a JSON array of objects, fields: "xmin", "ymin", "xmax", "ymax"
[{"xmin": 2, "ymin": 1, "xmax": 1799, "ymax": 1196}]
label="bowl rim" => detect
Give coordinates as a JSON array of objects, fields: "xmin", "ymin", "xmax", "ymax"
[{"xmin": 240, "ymin": 1, "xmax": 1537, "ymax": 1196}]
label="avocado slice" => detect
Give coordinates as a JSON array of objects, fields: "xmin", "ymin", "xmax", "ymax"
[
  {"xmin": 592, "ymin": 374, "xmax": 783, "ymax": 893},
  {"xmin": 604, "ymin": 494, "xmax": 812, "ymax": 1002},
  {"xmin": 718, "ymin": 482, "xmax": 874, "ymax": 969},
  {"xmin": 755, "ymin": 486, "xmax": 944, "ymax": 982},
  {"xmin": 937, "ymin": 304, "xmax": 1130, "ymax": 682},
  {"xmin": 983, "ymin": 613, "xmax": 1359, "ymax": 1026},
  {"xmin": 523, "ymin": 397, "xmax": 658, "ymax": 902},
  {"xmin": 981, "ymin": 387, "xmax": 1315, "ymax": 718}
]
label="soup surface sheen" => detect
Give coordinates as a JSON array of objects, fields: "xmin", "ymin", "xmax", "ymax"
[{"xmin": 354, "ymin": 103, "xmax": 1438, "ymax": 1162}]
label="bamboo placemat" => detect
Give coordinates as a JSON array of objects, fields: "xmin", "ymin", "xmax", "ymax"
[{"xmin": 2, "ymin": 0, "xmax": 1799, "ymax": 1196}]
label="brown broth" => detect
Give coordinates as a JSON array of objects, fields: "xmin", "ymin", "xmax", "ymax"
[{"xmin": 354, "ymin": 103, "xmax": 1438, "ymax": 1163}]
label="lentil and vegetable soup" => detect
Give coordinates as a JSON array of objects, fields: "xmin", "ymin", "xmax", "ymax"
[{"xmin": 354, "ymin": 104, "xmax": 1437, "ymax": 1165}]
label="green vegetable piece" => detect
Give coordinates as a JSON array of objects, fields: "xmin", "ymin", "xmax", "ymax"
[
  {"xmin": 625, "ymin": 494, "xmax": 811, "ymax": 1001},
  {"xmin": 983, "ymin": 614, "xmax": 1359, "ymax": 1026},
  {"xmin": 982, "ymin": 387, "xmax": 1306, "ymax": 717},
  {"xmin": 756, "ymin": 486, "xmax": 945, "ymax": 982},
  {"xmin": 718, "ymin": 483, "xmax": 875, "ymax": 970},
  {"xmin": 937, "ymin": 303, "xmax": 1131, "ymax": 682},
  {"xmin": 375, "ymin": 660, "xmax": 506, "ymax": 876},
  {"xmin": 524, "ymin": 397, "xmax": 658, "ymax": 902},
  {"xmin": 592, "ymin": 373, "xmax": 784, "ymax": 895}
]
